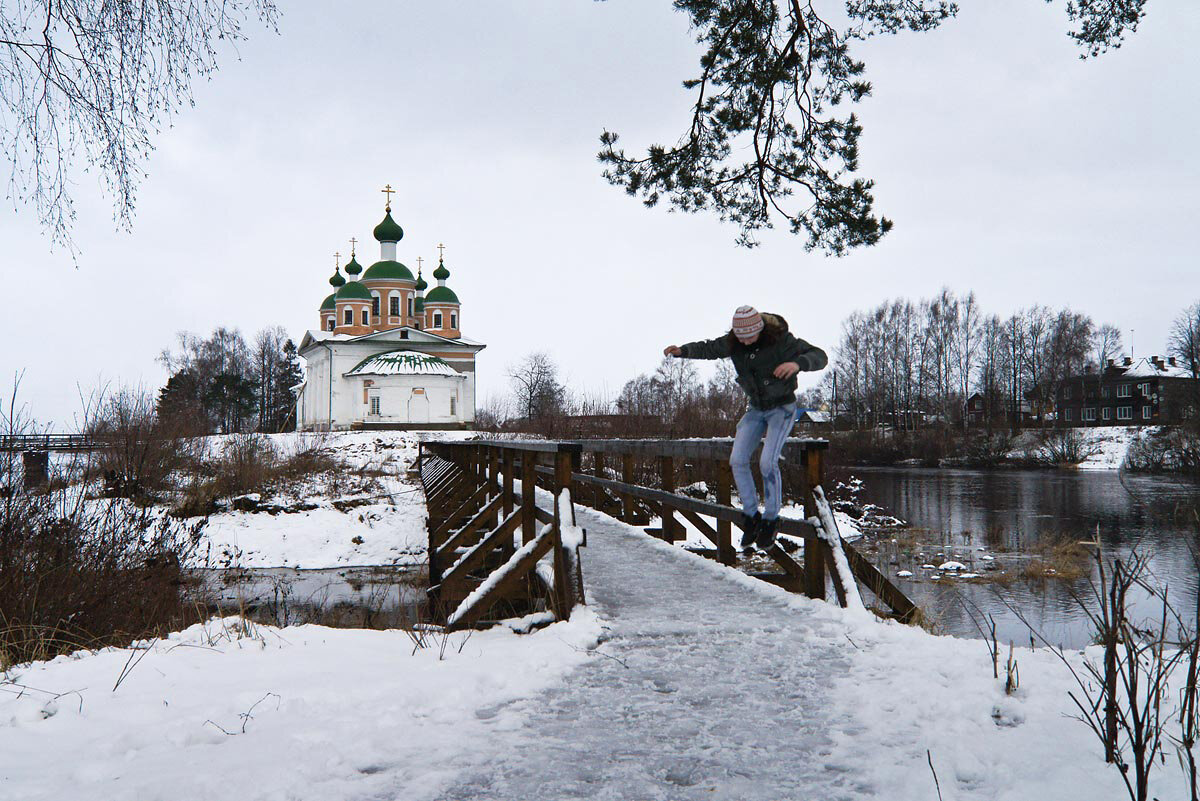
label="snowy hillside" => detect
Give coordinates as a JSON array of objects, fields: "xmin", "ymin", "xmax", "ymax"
[{"xmin": 194, "ymin": 432, "xmax": 429, "ymax": 569}]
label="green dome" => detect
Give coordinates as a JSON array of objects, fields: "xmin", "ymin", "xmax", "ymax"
[
  {"xmin": 432, "ymin": 257, "xmax": 450, "ymax": 281},
  {"xmin": 320, "ymin": 293, "xmax": 336, "ymax": 311},
  {"xmin": 335, "ymin": 281, "xmax": 372, "ymax": 301},
  {"xmin": 415, "ymin": 271, "xmax": 428, "ymax": 291},
  {"xmin": 344, "ymin": 255, "xmax": 362, "ymax": 276},
  {"xmin": 329, "ymin": 270, "xmax": 346, "ymax": 288},
  {"xmin": 373, "ymin": 212, "xmax": 404, "ymax": 243},
  {"xmin": 425, "ymin": 286, "xmax": 460, "ymax": 304},
  {"xmin": 362, "ymin": 260, "xmax": 415, "ymax": 281},
  {"xmin": 414, "ymin": 297, "xmax": 425, "ymax": 313}
]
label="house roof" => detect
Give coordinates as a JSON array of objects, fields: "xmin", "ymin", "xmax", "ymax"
[
  {"xmin": 345, "ymin": 351, "xmax": 464, "ymax": 378},
  {"xmin": 298, "ymin": 327, "xmax": 486, "ymax": 353},
  {"xmin": 1119, "ymin": 357, "xmax": 1193, "ymax": 380}
]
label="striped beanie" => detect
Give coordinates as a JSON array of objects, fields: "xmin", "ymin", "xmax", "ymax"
[{"xmin": 732, "ymin": 305, "xmax": 764, "ymax": 339}]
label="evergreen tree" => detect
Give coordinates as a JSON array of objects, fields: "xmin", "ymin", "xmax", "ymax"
[
  {"xmin": 268, "ymin": 339, "xmax": 304, "ymax": 432},
  {"xmin": 598, "ymin": 0, "xmax": 1147, "ymax": 252}
]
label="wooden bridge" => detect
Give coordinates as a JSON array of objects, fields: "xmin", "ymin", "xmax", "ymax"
[
  {"xmin": 0, "ymin": 434, "xmax": 95, "ymax": 452},
  {"xmin": 418, "ymin": 438, "xmax": 917, "ymax": 631}
]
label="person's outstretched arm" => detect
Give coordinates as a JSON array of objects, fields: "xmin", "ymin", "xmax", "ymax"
[
  {"xmin": 664, "ymin": 336, "xmax": 734, "ymax": 360},
  {"xmin": 783, "ymin": 334, "xmax": 828, "ymax": 372}
]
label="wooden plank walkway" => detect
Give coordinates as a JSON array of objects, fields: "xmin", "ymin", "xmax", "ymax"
[{"xmin": 436, "ymin": 502, "xmax": 869, "ymax": 801}]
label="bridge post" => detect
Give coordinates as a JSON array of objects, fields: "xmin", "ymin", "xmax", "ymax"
[
  {"xmin": 502, "ymin": 449, "xmax": 514, "ymax": 517},
  {"xmin": 592, "ymin": 451, "xmax": 606, "ymax": 510},
  {"xmin": 659, "ymin": 455, "xmax": 681, "ymax": 542},
  {"xmin": 552, "ymin": 449, "xmax": 580, "ymax": 613},
  {"xmin": 620, "ymin": 453, "xmax": 636, "ymax": 523},
  {"xmin": 521, "ymin": 452, "xmax": 538, "ymax": 544},
  {"xmin": 715, "ymin": 461, "xmax": 735, "ymax": 565},
  {"xmin": 801, "ymin": 448, "xmax": 826, "ymax": 600},
  {"xmin": 22, "ymin": 451, "xmax": 49, "ymax": 490}
]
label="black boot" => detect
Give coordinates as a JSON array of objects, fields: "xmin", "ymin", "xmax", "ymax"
[
  {"xmin": 755, "ymin": 517, "xmax": 780, "ymax": 549},
  {"xmin": 739, "ymin": 512, "xmax": 761, "ymax": 549}
]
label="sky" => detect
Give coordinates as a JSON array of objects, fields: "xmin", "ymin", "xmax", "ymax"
[{"xmin": 2, "ymin": 1, "xmax": 1197, "ymax": 428}]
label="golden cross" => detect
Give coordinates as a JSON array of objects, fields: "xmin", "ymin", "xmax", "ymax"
[
  {"xmin": 333, "ymin": 251, "xmax": 341, "ymax": 268},
  {"xmin": 381, "ymin": 183, "xmax": 394, "ymax": 211},
  {"xmin": 416, "ymin": 256, "xmax": 424, "ymax": 271},
  {"xmin": 349, "ymin": 237, "xmax": 357, "ymax": 255},
  {"xmin": 437, "ymin": 243, "xmax": 446, "ymax": 260}
]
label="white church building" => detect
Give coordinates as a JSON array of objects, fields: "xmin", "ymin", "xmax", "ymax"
[{"xmin": 296, "ymin": 188, "xmax": 485, "ymax": 430}]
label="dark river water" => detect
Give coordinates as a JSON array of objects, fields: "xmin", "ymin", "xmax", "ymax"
[{"xmin": 831, "ymin": 467, "xmax": 1200, "ymax": 649}]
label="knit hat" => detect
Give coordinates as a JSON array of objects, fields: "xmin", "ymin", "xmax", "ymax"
[{"xmin": 732, "ymin": 306, "xmax": 765, "ymax": 340}]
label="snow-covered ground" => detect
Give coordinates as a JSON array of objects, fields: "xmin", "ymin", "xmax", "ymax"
[
  {"xmin": 1009, "ymin": 425, "xmax": 1158, "ymax": 470},
  {"xmin": 0, "ymin": 612, "xmax": 603, "ymax": 801},
  {"xmin": 195, "ymin": 432, "xmax": 430, "ymax": 569},
  {"xmin": 5, "ymin": 465, "xmax": 1192, "ymax": 799}
]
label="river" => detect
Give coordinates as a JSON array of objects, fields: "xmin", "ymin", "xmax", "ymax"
[{"xmin": 830, "ymin": 466, "xmax": 1200, "ymax": 649}]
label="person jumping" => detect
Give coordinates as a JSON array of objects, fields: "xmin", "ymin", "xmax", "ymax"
[{"xmin": 664, "ymin": 306, "xmax": 827, "ymax": 550}]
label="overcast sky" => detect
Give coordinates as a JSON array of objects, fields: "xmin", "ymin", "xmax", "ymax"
[{"xmin": 2, "ymin": 1, "xmax": 1197, "ymax": 428}]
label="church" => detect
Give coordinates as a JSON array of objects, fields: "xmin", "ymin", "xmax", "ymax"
[{"xmin": 296, "ymin": 187, "xmax": 485, "ymax": 430}]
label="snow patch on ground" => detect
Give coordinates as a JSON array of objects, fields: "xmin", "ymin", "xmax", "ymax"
[
  {"xmin": 195, "ymin": 432, "xmax": 429, "ymax": 569},
  {"xmin": 0, "ymin": 611, "xmax": 604, "ymax": 801}
]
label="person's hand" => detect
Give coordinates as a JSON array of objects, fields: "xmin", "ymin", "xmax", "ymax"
[
  {"xmin": 664, "ymin": 345, "xmax": 682, "ymax": 357},
  {"xmin": 773, "ymin": 361, "xmax": 800, "ymax": 379}
]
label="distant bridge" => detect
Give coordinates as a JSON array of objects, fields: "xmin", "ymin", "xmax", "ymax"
[{"xmin": 0, "ymin": 434, "xmax": 96, "ymax": 452}]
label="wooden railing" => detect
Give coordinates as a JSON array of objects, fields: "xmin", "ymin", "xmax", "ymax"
[
  {"xmin": 0, "ymin": 434, "xmax": 95, "ymax": 452},
  {"xmin": 420, "ymin": 437, "xmax": 918, "ymax": 629},
  {"xmin": 419, "ymin": 440, "xmax": 585, "ymax": 631}
]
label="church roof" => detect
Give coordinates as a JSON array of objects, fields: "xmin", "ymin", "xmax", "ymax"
[
  {"xmin": 320, "ymin": 293, "xmax": 336, "ymax": 311},
  {"xmin": 373, "ymin": 211, "xmax": 404, "ymax": 243},
  {"xmin": 336, "ymin": 281, "xmax": 372, "ymax": 301},
  {"xmin": 345, "ymin": 350, "xmax": 462, "ymax": 377},
  {"xmin": 362, "ymin": 260, "xmax": 415, "ymax": 282},
  {"xmin": 425, "ymin": 286, "xmax": 460, "ymax": 304}
]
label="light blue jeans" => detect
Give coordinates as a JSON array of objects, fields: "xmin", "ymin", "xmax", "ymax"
[{"xmin": 730, "ymin": 403, "xmax": 796, "ymax": 520}]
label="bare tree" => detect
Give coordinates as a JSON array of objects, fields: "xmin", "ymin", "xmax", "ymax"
[
  {"xmin": 1, "ymin": 0, "xmax": 278, "ymax": 250},
  {"xmin": 507, "ymin": 351, "xmax": 566, "ymax": 421},
  {"xmin": 1096, "ymin": 323, "xmax": 1125, "ymax": 368},
  {"xmin": 1170, "ymin": 301, "xmax": 1200, "ymax": 379}
]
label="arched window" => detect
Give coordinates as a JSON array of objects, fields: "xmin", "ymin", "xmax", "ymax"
[
  {"xmin": 433, "ymin": 311, "xmax": 443, "ymax": 329},
  {"xmin": 343, "ymin": 308, "xmax": 353, "ymax": 325},
  {"xmin": 408, "ymin": 298, "xmax": 414, "ymax": 317},
  {"xmin": 371, "ymin": 295, "xmax": 380, "ymax": 317},
  {"xmin": 389, "ymin": 294, "xmax": 400, "ymax": 317},
  {"xmin": 361, "ymin": 308, "xmax": 369, "ymax": 326},
  {"xmin": 450, "ymin": 312, "xmax": 457, "ymax": 329},
  {"xmin": 327, "ymin": 318, "xmax": 335, "ymax": 331}
]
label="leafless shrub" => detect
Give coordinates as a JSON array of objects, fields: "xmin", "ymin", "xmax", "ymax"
[
  {"xmin": 85, "ymin": 387, "xmax": 200, "ymax": 501},
  {"xmin": 1028, "ymin": 428, "xmax": 1098, "ymax": 467},
  {"xmin": 1006, "ymin": 544, "xmax": 1190, "ymax": 801}
]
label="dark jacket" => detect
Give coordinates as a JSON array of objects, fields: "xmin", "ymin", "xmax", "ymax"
[{"xmin": 679, "ymin": 313, "xmax": 828, "ymax": 410}]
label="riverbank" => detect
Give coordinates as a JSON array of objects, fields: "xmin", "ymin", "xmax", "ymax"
[{"xmin": 827, "ymin": 424, "xmax": 1199, "ymax": 473}]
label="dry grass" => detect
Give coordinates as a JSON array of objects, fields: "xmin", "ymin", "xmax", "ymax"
[
  {"xmin": 171, "ymin": 435, "xmax": 347, "ymax": 518},
  {"xmin": 1020, "ymin": 538, "xmax": 1092, "ymax": 582}
]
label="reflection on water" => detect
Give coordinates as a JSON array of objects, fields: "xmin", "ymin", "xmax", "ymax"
[
  {"xmin": 194, "ymin": 566, "xmax": 426, "ymax": 628},
  {"xmin": 833, "ymin": 467, "xmax": 1200, "ymax": 649}
]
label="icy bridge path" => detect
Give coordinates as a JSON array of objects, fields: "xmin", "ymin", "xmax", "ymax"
[{"xmin": 439, "ymin": 506, "xmax": 871, "ymax": 801}]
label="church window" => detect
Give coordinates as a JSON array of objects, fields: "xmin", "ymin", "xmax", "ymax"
[
  {"xmin": 450, "ymin": 313, "xmax": 457, "ymax": 329},
  {"xmin": 372, "ymin": 296, "xmax": 380, "ymax": 317},
  {"xmin": 433, "ymin": 312, "xmax": 443, "ymax": 328},
  {"xmin": 361, "ymin": 309, "xmax": 369, "ymax": 326},
  {"xmin": 327, "ymin": 319, "xmax": 335, "ymax": 331},
  {"xmin": 389, "ymin": 296, "xmax": 399, "ymax": 316},
  {"xmin": 344, "ymin": 309, "xmax": 352, "ymax": 325},
  {"xmin": 370, "ymin": 396, "xmax": 381, "ymax": 416},
  {"xmin": 450, "ymin": 397, "xmax": 457, "ymax": 416},
  {"xmin": 408, "ymin": 298, "xmax": 414, "ymax": 317}
]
